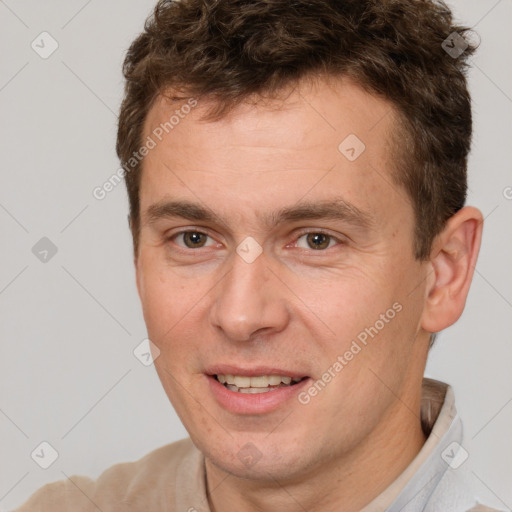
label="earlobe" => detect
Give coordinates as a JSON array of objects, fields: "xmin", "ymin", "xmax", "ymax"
[
  {"xmin": 130, "ymin": 221, "xmax": 142, "ymax": 300},
  {"xmin": 128, "ymin": 215, "xmax": 142, "ymax": 299},
  {"xmin": 421, "ymin": 206, "xmax": 483, "ymax": 334},
  {"xmin": 134, "ymin": 256, "xmax": 143, "ymax": 301}
]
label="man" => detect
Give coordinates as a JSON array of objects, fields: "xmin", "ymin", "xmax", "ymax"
[{"xmin": 14, "ymin": 0, "xmax": 502, "ymax": 510}]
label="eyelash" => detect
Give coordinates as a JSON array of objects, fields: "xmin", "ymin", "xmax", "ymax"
[{"xmin": 166, "ymin": 229, "xmax": 345, "ymax": 252}]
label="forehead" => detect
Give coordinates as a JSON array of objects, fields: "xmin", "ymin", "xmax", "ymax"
[
  {"xmin": 138, "ymin": 77, "xmax": 410, "ymax": 229},
  {"xmin": 143, "ymin": 76, "xmax": 394, "ymax": 160}
]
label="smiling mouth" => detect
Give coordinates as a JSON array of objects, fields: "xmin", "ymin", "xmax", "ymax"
[{"xmin": 214, "ymin": 374, "xmax": 306, "ymax": 394}]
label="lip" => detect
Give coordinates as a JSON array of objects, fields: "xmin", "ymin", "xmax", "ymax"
[
  {"xmin": 205, "ymin": 365, "xmax": 308, "ymax": 379},
  {"xmin": 206, "ymin": 373, "xmax": 311, "ymax": 415}
]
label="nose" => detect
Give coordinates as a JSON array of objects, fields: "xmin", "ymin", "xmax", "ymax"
[{"xmin": 209, "ymin": 246, "xmax": 290, "ymax": 343}]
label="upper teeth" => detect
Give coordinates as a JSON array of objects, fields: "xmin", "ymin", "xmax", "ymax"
[{"xmin": 217, "ymin": 374, "xmax": 301, "ymax": 388}]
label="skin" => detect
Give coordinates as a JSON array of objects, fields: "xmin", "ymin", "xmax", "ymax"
[{"xmin": 134, "ymin": 76, "xmax": 483, "ymax": 512}]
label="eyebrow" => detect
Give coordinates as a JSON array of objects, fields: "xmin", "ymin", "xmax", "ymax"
[{"xmin": 143, "ymin": 197, "xmax": 375, "ymax": 231}]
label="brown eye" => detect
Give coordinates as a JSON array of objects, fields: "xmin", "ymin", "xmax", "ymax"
[
  {"xmin": 306, "ymin": 233, "xmax": 330, "ymax": 250},
  {"xmin": 296, "ymin": 232, "xmax": 337, "ymax": 250},
  {"xmin": 179, "ymin": 231, "xmax": 210, "ymax": 248}
]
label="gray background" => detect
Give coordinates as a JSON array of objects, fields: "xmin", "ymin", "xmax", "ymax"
[{"xmin": 0, "ymin": 0, "xmax": 511, "ymax": 509}]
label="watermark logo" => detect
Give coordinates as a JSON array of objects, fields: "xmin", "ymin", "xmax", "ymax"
[
  {"xmin": 32, "ymin": 237, "xmax": 58, "ymax": 263},
  {"xmin": 31, "ymin": 441, "xmax": 59, "ymax": 469},
  {"xmin": 236, "ymin": 236, "xmax": 263, "ymax": 264},
  {"xmin": 31, "ymin": 32, "xmax": 59, "ymax": 59},
  {"xmin": 442, "ymin": 32, "xmax": 468, "ymax": 59},
  {"xmin": 441, "ymin": 441, "xmax": 469, "ymax": 469},
  {"xmin": 133, "ymin": 338, "xmax": 161, "ymax": 366},
  {"xmin": 237, "ymin": 442, "xmax": 263, "ymax": 468},
  {"xmin": 338, "ymin": 133, "xmax": 366, "ymax": 162}
]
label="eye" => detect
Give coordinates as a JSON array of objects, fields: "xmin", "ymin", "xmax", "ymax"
[
  {"xmin": 295, "ymin": 232, "xmax": 340, "ymax": 251},
  {"xmin": 171, "ymin": 231, "xmax": 217, "ymax": 249}
]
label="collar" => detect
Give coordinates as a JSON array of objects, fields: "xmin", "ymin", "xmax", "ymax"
[{"xmin": 362, "ymin": 378, "xmax": 462, "ymax": 511}]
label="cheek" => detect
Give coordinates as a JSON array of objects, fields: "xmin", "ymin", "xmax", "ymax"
[
  {"xmin": 137, "ymin": 255, "xmax": 215, "ymax": 370},
  {"xmin": 292, "ymin": 268, "xmax": 397, "ymax": 337},
  {"xmin": 301, "ymin": 263, "xmax": 420, "ymax": 370},
  {"xmin": 137, "ymin": 258, "xmax": 186, "ymax": 341}
]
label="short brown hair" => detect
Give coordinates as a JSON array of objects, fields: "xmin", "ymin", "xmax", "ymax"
[{"xmin": 116, "ymin": 0, "xmax": 477, "ymax": 260}]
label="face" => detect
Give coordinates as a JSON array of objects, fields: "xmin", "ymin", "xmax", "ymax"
[{"xmin": 135, "ymin": 77, "xmax": 430, "ymax": 482}]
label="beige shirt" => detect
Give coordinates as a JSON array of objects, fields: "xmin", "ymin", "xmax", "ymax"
[{"xmin": 12, "ymin": 378, "xmax": 502, "ymax": 511}]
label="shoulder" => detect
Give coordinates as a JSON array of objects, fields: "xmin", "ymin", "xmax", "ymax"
[
  {"xmin": 466, "ymin": 506, "xmax": 507, "ymax": 512},
  {"xmin": 427, "ymin": 467, "xmax": 506, "ymax": 512},
  {"xmin": 11, "ymin": 437, "xmax": 197, "ymax": 512}
]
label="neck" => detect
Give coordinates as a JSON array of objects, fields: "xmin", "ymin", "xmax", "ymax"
[{"xmin": 205, "ymin": 397, "xmax": 428, "ymax": 512}]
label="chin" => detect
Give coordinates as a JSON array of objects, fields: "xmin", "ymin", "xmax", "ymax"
[{"xmin": 198, "ymin": 432, "xmax": 311, "ymax": 481}]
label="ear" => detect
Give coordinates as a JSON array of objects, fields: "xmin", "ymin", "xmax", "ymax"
[
  {"xmin": 421, "ymin": 206, "xmax": 483, "ymax": 333},
  {"xmin": 128, "ymin": 215, "xmax": 143, "ymax": 301},
  {"xmin": 135, "ymin": 259, "xmax": 143, "ymax": 303}
]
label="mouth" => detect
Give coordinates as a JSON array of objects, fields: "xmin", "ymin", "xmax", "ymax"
[
  {"xmin": 205, "ymin": 366, "xmax": 312, "ymax": 414},
  {"xmin": 214, "ymin": 373, "xmax": 306, "ymax": 394}
]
